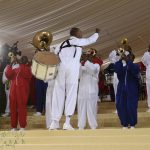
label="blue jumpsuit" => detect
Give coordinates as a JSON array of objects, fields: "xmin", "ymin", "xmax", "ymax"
[
  {"xmin": 114, "ymin": 60, "xmax": 140, "ymax": 127},
  {"xmin": 35, "ymin": 79, "xmax": 48, "ymax": 113}
]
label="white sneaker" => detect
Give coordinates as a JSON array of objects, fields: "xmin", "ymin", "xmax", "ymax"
[
  {"xmin": 122, "ymin": 127, "xmax": 128, "ymax": 129},
  {"xmin": 49, "ymin": 121, "xmax": 59, "ymax": 130},
  {"xmin": 146, "ymin": 109, "xmax": 150, "ymax": 112},
  {"xmin": 78, "ymin": 127, "xmax": 84, "ymax": 130},
  {"xmin": 19, "ymin": 128, "xmax": 25, "ymax": 131},
  {"xmin": 63, "ymin": 123, "xmax": 75, "ymax": 130},
  {"xmin": 130, "ymin": 126, "xmax": 135, "ymax": 129},
  {"xmin": 98, "ymin": 98, "xmax": 101, "ymax": 102},
  {"xmin": 28, "ymin": 105, "xmax": 34, "ymax": 109},
  {"xmin": 11, "ymin": 128, "xmax": 17, "ymax": 131},
  {"xmin": 34, "ymin": 112, "xmax": 42, "ymax": 116},
  {"xmin": 113, "ymin": 110, "xmax": 118, "ymax": 114},
  {"xmin": 2, "ymin": 113, "xmax": 10, "ymax": 117}
]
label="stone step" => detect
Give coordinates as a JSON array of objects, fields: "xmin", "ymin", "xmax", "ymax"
[
  {"xmin": 0, "ymin": 129, "xmax": 150, "ymax": 150},
  {"xmin": 1, "ymin": 111, "xmax": 150, "ymax": 130},
  {"xmin": 26, "ymin": 100, "xmax": 148, "ymax": 114},
  {"xmin": 1, "ymin": 101, "xmax": 149, "ymax": 130}
]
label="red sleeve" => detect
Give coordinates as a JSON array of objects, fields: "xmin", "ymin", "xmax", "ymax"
[
  {"xmin": 92, "ymin": 57, "xmax": 103, "ymax": 66},
  {"xmin": 5, "ymin": 65, "xmax": 15, "ymax": 80},
  {"xmin": 19, "ymin": 64, "xmax": 32, "ymax": 79}
]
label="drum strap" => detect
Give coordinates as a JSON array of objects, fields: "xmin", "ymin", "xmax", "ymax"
[{"xmin": 58, "ymin": 39, "xmax": 79, "ymax": 58}]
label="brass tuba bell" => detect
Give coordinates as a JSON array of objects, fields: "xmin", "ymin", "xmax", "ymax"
[{"xmin": 32, "ymin": 31, "xmax": 53, "ymax": 50}]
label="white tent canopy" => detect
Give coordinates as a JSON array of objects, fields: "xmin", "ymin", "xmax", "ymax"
[{"xmin": 0, "ymin": 0, "xmax": 150, "ymax": 63}]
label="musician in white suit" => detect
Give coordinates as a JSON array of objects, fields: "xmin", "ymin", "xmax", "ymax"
[
  {"xmin": 2, "ymin": 66, "xmax": 10, "ymax": 117},
  {"xmin": 141, "ymin": 45, "xmax": 150, "ymax": 112},
  {"xmin": 109, "ymin": 50, "xmax": 120, "ymax": 113},
  {"xmin": 77, "ymin": 51, "xmax": 100, "ymax": 129},
  {"xmin": 45, "ymin": 79, "xmax": 55, "ymax": 128},
  {"xmin": 49, "ymin": 27, "xmax": 100, "ymax": 130},
  {"xmin": 45, "ymin": 49, "xmax": 56, "ymax": 129}
]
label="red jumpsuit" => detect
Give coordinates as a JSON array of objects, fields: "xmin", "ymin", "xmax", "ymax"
[{"xmin": 6, "ymin": 64, "xmax": 32, "ymax": 128}]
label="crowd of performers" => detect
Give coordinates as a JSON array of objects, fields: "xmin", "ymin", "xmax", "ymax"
[{"xmin": 0, "ymin": 27, "xmax": 150, "ymax": 131}]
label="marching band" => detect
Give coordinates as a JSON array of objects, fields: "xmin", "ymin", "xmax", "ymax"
[{"xmin": 0, "ymin": 28, "xmax": 150, "ymax": 131}]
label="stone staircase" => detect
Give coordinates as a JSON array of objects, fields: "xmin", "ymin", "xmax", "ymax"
[
  {"xmin": 1, "ymin": 100, "xmax": 150, "ymax": 130},
  {"xmin": 0, "ymin": 100, "xmax": 150, "ymax": 150},
  {"xmin": 0, "ymin": 129, "xmax": 150, "ymax": 150}
]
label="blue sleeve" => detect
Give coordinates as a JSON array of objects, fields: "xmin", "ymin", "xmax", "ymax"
[
  {"xmin": 114, "ymin": 60, "xmax": 124, "ymax": 77},
  {"xmin": 127, "ymin": 60, "xmax": 140, "ymax": 78}
]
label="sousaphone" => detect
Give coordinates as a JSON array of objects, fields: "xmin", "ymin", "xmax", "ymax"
[{"xmin": 31, "ymin": 31, "xmax": 60, "ymax": 81}]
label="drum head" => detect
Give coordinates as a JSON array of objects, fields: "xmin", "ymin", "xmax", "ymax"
[{"xmin": 34, "ymin": 51, "xmax": 60, "ymax": 65}]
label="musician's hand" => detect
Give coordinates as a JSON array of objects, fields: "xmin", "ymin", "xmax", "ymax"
[
  {"xmin": 96, "ymin": 28, "xmax": 100, "ymax": 33},
  {"xmin": 10, "ymin": 60, "xmax": 15, "ymax": 66},
  {"xmin": 121, "ymin": 54, "xmax": 127, "ymax": 61},
  {"xmin": 87, "ymin": 55, "xmax": 93, "ymax": 62},
  {"xmin": 10, "ymin": 56, "xmax": 17, "ymax": 66}
]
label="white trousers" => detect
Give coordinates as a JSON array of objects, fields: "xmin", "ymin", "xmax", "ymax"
[
  {"xmin": 45, "ymin": 80, "xmax": 55, "ymax": 128},
  {"xmin": 78, "ymin": 96, "xmax": 98, "ymax": 129},
  {"xmin": 51, "ymin": 63, "xmax": 80, "ymax": 121},
  {"xmin": 113, "ymin": 72, "xmax": 119, "ymax": 100},
  {"xmin": 146, "ymin": 79, "xmax": 150, "ymax": 108},
  {"xmin": 5, "ymin": 90, "xmax": 10, "ymax": 113}
]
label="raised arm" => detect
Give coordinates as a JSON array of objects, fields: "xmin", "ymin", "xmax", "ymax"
[
  {"xmin": 84, "ymin": 60, "xmax": 100, "ymax": 78},
  {"xmin": 70, "ymin": 33, "xmax": 99, "ymax": 47},
  {"xmin": 141, "ymin": 52, "xmax": 149, "ymax": 67},
  {"xmin": 5, "ymin": 65, "xmax": 16, "ymax": 80}
]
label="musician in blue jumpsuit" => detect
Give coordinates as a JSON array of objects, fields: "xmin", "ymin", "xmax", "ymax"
[
  {"xmin": 34, "ymin": 79, "xmax": 48, "ymax": 116},
  {"xmin": 114, "ymin": 53, "xmax": 140, "ymax": 129}
]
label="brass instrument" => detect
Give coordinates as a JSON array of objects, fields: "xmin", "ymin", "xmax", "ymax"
[
  {"xmin": 8, "ymin": 52, "xmax": 15, "ymax": 63},
  {"xmin": 31, "ymin": 31, "xmax": 60, "ymax": 81},
  {"xmin": 117, "ymin": 47, "xmax": 125, "ymax": 56},
  {"xmin": 117, "ymin": 47, "xmax": 125, "ymax": 58},
  {"xmin": 81, "ymin": 48, "xmax": 96, "ymax": 63},
  {"xmin": 86, "ymin": 48, "xmax": 97, "ymax": 56},
  {"xmin": 8, "ymin": 52, "xmax": 14, "ymax": 58},
  {"xmin": 32, "ymin": 31, "xmax": 53, "ymax": 50},
  {"xmin": 121, "ymin": 38, "xmax": 128, "ymax": 45},
  {"xmin": 117, "ymin": 38, "xmax": 129, "ymax": 58},
  {"xmin": 121, "ymin": 37, "xmax": 132, "ymax": 52}
]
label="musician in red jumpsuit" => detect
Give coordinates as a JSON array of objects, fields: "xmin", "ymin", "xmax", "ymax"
[{"xmin": 5, "ymin": 56, "xmax": 32, "ymax": 131}]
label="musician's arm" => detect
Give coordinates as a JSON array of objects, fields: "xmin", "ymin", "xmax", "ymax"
[
  {"xmin": 141, "ymin": 52, "xmax": 149, "ymax": 67},
  {"xmin": 84, "ymin": 60, "xmax": 100, "ymax": 78},
  {"xmin": 127, "ymin": 60, "xmax": 140, "ymax": 78},
  {"xmin": 19, "ymin": 65, "xmax": 32, "ymax": 79},
  {"xmin": 109, "ymin": 50, "xmax": 119, "ymax": 64},
  {"xmin": 114, "ymin": 60, "xmax": 124, "ymax": 78},
  {"xmin": 5, "ymin": 65, "xmax": 15, "ymax": 80},
  {"xmin": 52, "ymin": 43, "xmax": 62, "ymax": 55},
  {"xmin": 2, "ymin": 67, "xmax": 8, "ymax": 84},
  {"xmin": 70, "ymin": 33, "xmax": 99, "ymax": 47}
]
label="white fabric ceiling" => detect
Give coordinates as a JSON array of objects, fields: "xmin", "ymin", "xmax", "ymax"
[{"xmin": 0, "ymin": 0, "xmax": 150, "ymax": 63}]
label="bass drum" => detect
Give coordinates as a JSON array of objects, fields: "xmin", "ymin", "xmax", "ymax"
[{"xmin": 31, "ymin": 51, "xmax": 60, "ymax": 81}]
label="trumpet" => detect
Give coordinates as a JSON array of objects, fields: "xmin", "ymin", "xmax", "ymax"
[
  {"xmin": 8, "ymin": 52, "xmax": 14, "ymax": 58},
  {"xmin": 8, "ymin": 52, "xmax": 16, "ymax": 64},
  {"xmin": 117, "ymin": 47, "xmax": 125, "ymax": 58},
  {"xmin": 86, "ymin": 48, "xmax": 97, "ymax": 56},
  {"xmin": 121, "ymin": 38, "xmax": 128, "ymax": 45}
]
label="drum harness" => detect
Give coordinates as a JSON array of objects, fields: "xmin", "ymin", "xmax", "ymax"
[{"xmin": 58, "ymin": 39, "xmax": 81, "ymax": 58}]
